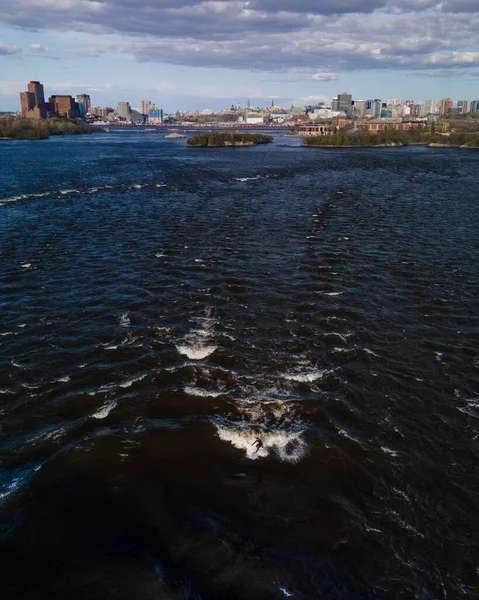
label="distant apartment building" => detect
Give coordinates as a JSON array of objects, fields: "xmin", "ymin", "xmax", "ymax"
[
  {"xmin": 49, "ymin": 95, "xmax": 79, "ymax": 119},
  {"xmin": 117, "ymin": 102, "xmax": 131, "ymax": 120},
  {"xmin": 76, "ymin": 94, "xmax": 91, "ymax": 118},
  {"xmin": 19, "ymin": 81, "xmax": 47, "ymax": 119},
  {"xmin": 421, "ymin": 99, "xmax": 435, "ymax": 116},
  {"xmin": 471, "ymin": 100, "xmax": 479, "ymax": 113},
  {"xmin": 387, "ymin": 98, "xmax": 401, "ymax": 107},
  {"xmin": 439, "ymin": 98, "xmax": 453, "ymax": 115},
  {"xmin": 457, "ymin": 100, "xmax": 468, "ymax": 114}
]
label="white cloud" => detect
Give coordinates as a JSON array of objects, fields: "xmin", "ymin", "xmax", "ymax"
[
  {"xmin": 0, "ymin": 42, "xmax": 21, "ymax": 55},
  {"xmin": 29, "ymin": 43, "xmax": 48, "ymax": 52},
  {"xmin": 312, "ymin": 72, "xmax": 338, "ymax": 81}
]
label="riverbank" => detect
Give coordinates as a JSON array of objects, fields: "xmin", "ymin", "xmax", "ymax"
[
  {"xmin": 302, "ymin": 130, "xmax": 479, "ymax": 149},
  {"xmin": 0, "ymin": 116, "xmax": 105, "ymax": 140}
]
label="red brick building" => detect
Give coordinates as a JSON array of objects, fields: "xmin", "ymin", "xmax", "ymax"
[
  {"xmin": 298, "ymin": 124, "xmax": 335, "ymax": 136},
  {"xmin": 49, "ymin": 95, "xmax": 80, "ymax": 119},
  {"xmin": 360, "ymin": 122, "xmax": 422, "ymax": 134},
  {"xmin": 20, "ymin": 81, "xmax": 47, "ymax": 119}
]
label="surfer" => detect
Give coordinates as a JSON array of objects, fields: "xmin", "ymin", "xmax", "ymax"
[{"xmin": 252, "ymin": 438, "xmax": 264, "ymax": 453}]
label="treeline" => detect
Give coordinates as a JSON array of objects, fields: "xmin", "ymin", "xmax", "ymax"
[
  {"xmin": 302, "ymin": 129, "xmax": 479, "ymax": 148},
  {"xmin": 187, "ymin": 132, "xmax": 273, "ymax": 147},
  {"xmin": 0, "ymin": 117, "xmax": 104, "ymax": 140}
]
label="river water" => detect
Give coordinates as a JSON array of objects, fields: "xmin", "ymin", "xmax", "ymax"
[{"xmin": 0, "ymin": 133, "xmax": 478, "ymax": 599}]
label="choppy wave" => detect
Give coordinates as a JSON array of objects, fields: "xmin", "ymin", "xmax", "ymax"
[
  {"xmin": 216, "ymin": 425, "xmax": 307, "ymax": 462},
  {"xmin": 91, "ymin": 400, "xmax": 117, "ymax": 419}
]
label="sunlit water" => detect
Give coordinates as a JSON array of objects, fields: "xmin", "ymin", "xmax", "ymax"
[{"xmin": 1, "ymin": 133, "xmax": 478, "ymax": 599}]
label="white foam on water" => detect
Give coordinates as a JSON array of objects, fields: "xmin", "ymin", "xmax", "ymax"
[
  {"xmin": 0, "ymin": 465, "xmax": 42, "ymax": 503},
  {"xmin": 17, "ymin": 324, "xmax": 27, "ymax": 328},
  {"xmin": 119, "ymin": 373, "xmax": 147, "ymax": 388},
  {"xmin": 0, "ymin": 389, "xmax": 15, "ymax": 395},
  {"xmin": 55, "ymin": 376, "xmax": 71, "ymax": 383},
  {"xmin": 104, "ymin": 344, "xmax": 119, "ymax": 350},
  {"xmin": 11, "ymin": 360, "xmax": 27, "ymax": 369},
  {"xmin": 0, "ymin": 331, "xmax": 18, "ymax": 337},
  {"xmin": 283, "ymin": 370, "xmax": 327, "ymax": 383},
  {"xmin": 380, "ymin": 445, "xmax": 399, "ymax": 457},
  {"xmin": 131, "ymin": 184, "xmax": 142, "ymax": 189},
  {"xmin": 59, "ymin": 189, "xmax": 79, "ymax": 195},
  {"xmin": 119, "ymin": 313, "xmax": 130, "ymax": 327},
  {"xmin": 364, "ymin": 348, "xmax": 380, "ymax": 357},
  {"xmin": 91, "ymin": 400, "xmax": 117, "ymax": 419},
  {"xmin": 235, "ymin": 175, "xmax": 261, "ymax": 182},
  {"xmin": 322, "ymin": 292, "xmax": 343, "ymax": 296},
  {"xmin": 155, "ymin": 183, "xmax": 167, "ymax": 188},
  {"xmin": 216, "ymin": 426, "xmax": 306, "ymax": 462},
  {"xmin": 155, "ymin": 252, "xmax": 166, "ymax": 258},
  {"xmin": 280, "ymin": 588, "xmax": 294, "ymax": 597},
  {"xmin": 184, "ymin": 386, "xmax": 222, "ymax": 398},
  {"xmin": 20, "ymin": 263, "xmax": 31, "ymax": 269},
  {"xmin": 176, "ymin": 344, "xmax": 217, "ymax": 360}
]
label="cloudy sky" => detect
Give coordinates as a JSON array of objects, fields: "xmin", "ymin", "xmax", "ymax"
[{"xmin": 0, "ymin": 0, "xmax": 478, "ymax": 111}]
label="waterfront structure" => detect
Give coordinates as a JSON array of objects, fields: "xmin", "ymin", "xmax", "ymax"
[
  {"xmin": 439, "ymin": 98, "xmax": 453, "ymax": 115},
  {"xmin": 298, "ymin": 124, "xmax": 335, "ymax": 136},
  {"xmin": 49, "ymin": 95, "xmax": 79, "ymax": 119},
  {"xmin": 457, "ymin": 100, "xmax": 468, "ymax": 114},
  {"xmin": 245, "ymin": 114, "xmax": 264, "ymax": 124},
  {"xmin": 117, "ymin": 102, "xmax": 131, "ymax": 120},
  {"xmin": 148, "ymin": 108, "xmax": 163, "ymax": 124},
  {"xmin": 76, "ymin": 94, "xmax": 91, "ymax": 118},
  {"xmin": 19, "ymin": 81, "xmax": 47, "ymax": 119},
  {"xmin": 361, "ymin": 122, "xmax": 422, "ymax": 133}
]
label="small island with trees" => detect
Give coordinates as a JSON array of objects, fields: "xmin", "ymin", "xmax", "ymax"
[
  {"xmin": 186, "ymin": 132, "xmax": 273, "ymax": 147},
  {"xmin": 0, "ymin": 116, "xmax": 105, "ymax": 140}
]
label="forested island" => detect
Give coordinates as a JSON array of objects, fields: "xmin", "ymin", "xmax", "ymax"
[
  {"xmin": 0, "ymin": 116, "xmax": 104, "ymax": 140},
  {"xmin": 187, "ymin": 132, "xmax": 273, "ymax": 147},
  {"xmin": 302, "ymin": 129, "xmax": 479, "ymax": 148}
]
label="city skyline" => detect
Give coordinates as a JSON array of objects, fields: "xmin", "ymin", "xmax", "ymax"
[{"xmin": 1, "ymin": 1, "xmax": 478, "ymax": 111}]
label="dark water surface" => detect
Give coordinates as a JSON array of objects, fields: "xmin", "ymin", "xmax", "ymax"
[{"xmin": 1, "ymin": 133, "xmax": 478, "ymax": 599}]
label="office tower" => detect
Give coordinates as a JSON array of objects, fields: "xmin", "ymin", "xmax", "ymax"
[
  {"xmin": 457, "ymin": 100, "xmax": 468, "ymax": 114},
  {"xmin": 27, "ymin": 81, "xmax": 45, "ymax": 109},
  {"xmin": 337, "ymin": 92, "xmax": 352, "ymax": 115},
  {"xmin": 331, "ymin": 97, "xmax": 339, "ymax": 111},
  {"xmin": 49, "ymin": 95, "xmax": 80, "ymax": 119},
  {"xmin": 353, "ymin": 100, "xmax": 366, "ymax": 117},
  {"xmin": 470, "ymin": 100, "xmax": 479, "ymax": 113},
  {"xmin": 76, "ymin": 94, "xmax": 91, "ymax": 117},
  {"xmin": 20, "ymin": 91, "xmax": 35, "ymax": 115},
  {"xmin": 19, "ymin": 81, "xmax": 47, "ymax": 119},
  {"xmin": 117, "ymin": 102, "xmax": 131, "ymax": 119},
  {"xmin": 439, "ymin": 98, "xmax": 453, "ymax": 115},
  {"xmin": 371, "ymin": 99, "xmax": 382, "ymax": 117}
]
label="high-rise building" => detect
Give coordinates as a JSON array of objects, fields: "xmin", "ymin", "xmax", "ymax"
[
  {"xmin": 76, "ymin": 94, "xmax": 91, "ymax": 117},
  {"xmin": 371, "ymin": 99, "xmax": 382, "ymax": 117},
  {"xmin": 337, "ymin": 92, "xmax": 352, "ymax": 115},
  {"xmin": 28, "ymin": 81, "xmax": 45, "ymax": 109},
  {"xmin": 117, "ymin": 102, "xmax": 131, "ymax": 120},
  {"xmin": 457, "ymin": 100, "xmax": 468, "ymax": 114},
  {"xmin": 387, "ymin": 98, "xmax": 401, "ymax": 107},
  {"xmin": 439, "ymin": 98, "xmax": 453, "ymax": 115},
  {"xmin": 421, "ymin": 99, "xmax": 435, "ymax": 116},
  {"xmin": 470, "ymin": 100, "xmax": 479, "ymax": 113},
  {"xmin": 19, "ymin": 81, "xmax": 47, "ymax": 119},
  {"xmin": 49, "ymin": 95, "xmax": 80, "ymax": 119},
  {"xmin": 331, "ymin": 97, "xmax": 339, "ymax": 112},
  {"xmin": 141, "ymin": 100, "xmax": 153, "ymax": 115}
]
